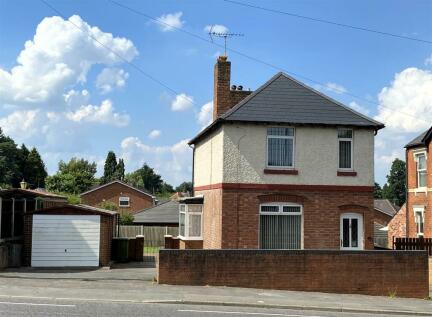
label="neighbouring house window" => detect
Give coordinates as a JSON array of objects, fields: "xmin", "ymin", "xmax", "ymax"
[
  {"xmin": 119, "ymin": 196, "xmax": 130, "ymax": 207},
  {"xmin": 259, "ymin": 203, "xmax": 302, "ymax": 249},
  {"xmin": 414, "ymin": 208, "xmax": 424, "ymax": 237},
  {"xmin": 179, "ymin": 204, "xmax": 202, "ymax": 239},
  {"xmin": 415, "ymin": 153, "xmax": 427, "ymax": 188},
  {"xmin": 267, "ymin": 127, "xmax": 295, "ymax": 168},
  {"xmin": 338, "ymin": 129, "xmax": 353, "ymax": 169}
]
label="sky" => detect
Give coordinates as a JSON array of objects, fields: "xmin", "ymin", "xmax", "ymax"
[{"xmin": 0, "ymin": 0, "xmax": 431, "ymax": 187}]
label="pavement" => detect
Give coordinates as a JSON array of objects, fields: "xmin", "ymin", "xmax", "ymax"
[{"xmin": 0, "ymin": 266, "xmax": 430, "ymax": 316}]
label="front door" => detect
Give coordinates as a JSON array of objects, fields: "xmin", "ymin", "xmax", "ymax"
[{"xmin": 340, "ymin": 213, "xmax": 363, "ymax": 250}]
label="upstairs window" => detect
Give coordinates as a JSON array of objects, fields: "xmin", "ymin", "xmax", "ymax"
[
  {"xmin": 415, "ymin": 153, "xmax": 427, "ymax": 188},
  {"xmin": 267, "ymin": 127, "xmax": 295, "ymax": 168},
  {"xmin": 179, "ymin": 204, "xmax": 203, "ymax": 239},
  {"xmin": 338, "ymin": 129, "xmax": 353, "ymax": 169},
  {"xmin": 119, "ymin": 196, "xmax": 130, "ymax": 207}
]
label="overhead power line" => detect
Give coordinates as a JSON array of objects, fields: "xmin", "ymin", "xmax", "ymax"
[
  {"xmin": 38, "ymin": 0, "xmax": 196, "ymax": 107},
  {"xmin": 223, "ymin": 0, "xmax": 432, "ymax": 45},
  {"xmin": 109, "ymin": 0, "xmax": 432, "ymax": 125}
]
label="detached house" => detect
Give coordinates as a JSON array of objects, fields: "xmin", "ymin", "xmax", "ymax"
[
  {"xmin": 405, "ymin": 126, "xmax": 431, "ymax": 238},
  {"xmin": 178, "ymin": 56, "xmax": 384, "ymax": 250}
]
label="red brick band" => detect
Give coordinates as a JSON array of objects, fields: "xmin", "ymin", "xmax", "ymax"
[{"xmin": 194, "ymin": 183, "xmax": 374, "ymax": 192}]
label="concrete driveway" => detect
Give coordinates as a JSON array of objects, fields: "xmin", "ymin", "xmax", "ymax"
[{"xmin": 0, "ymin": 262, "xmax": 156, "ymax": 282}]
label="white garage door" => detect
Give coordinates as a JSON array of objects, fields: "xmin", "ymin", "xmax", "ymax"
[{"xmin": 31, "ymin": 215, "xmax": 101, "ymax": 267}]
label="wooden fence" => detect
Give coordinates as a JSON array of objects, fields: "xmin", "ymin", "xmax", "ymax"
[
  {"xmin": 393, "ymin": 237, "xmax": 432, "ymax": 256},
  {"xmin": 119, "ymin": 225, "xmax": 178, "ymax": 248}
]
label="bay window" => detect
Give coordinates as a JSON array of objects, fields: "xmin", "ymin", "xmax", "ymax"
[
  {"xmin": 267, "ymin": 127, "xmax": 295, "ymax": 168},
  {"xmin": 415, "ymin": 153, "xmax": 427, "ymax": 188},
  {"xmin": 179, "ymin": 203, "xmax": 203, "ymax": 239},
  {"xmin": 338, "ymin": 129, "xmax": 353, "ymax": 169}
]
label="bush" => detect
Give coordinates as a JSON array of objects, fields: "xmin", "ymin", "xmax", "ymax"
[
  {"xmin": 120, "ymin": 213, "xmax": 134, "ymax": 225},
  {"xmin": 99, "ymin": 201, "xmax": 118, "ymax": 211}
]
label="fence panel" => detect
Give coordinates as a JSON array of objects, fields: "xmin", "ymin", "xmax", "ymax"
[
  {"xmin": 119, "ymin": 225, "xmax": 143, "ymax": 238},
  {"xmin": 393, "ymin": 237, "xmax": 432, "ymax": 256},
  {"xmin": 143, "ymin": 226, "xmax": 178, "ymax": 248}
]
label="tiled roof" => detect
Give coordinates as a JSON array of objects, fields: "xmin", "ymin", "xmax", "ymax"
[
  {"xmin": 190, "ymin": 72, "xmax": 384, "ymax": 144},
  {"xmin": 374, "ymin": 199, "xmax": 398, "ymax": 217},
  {"xmin": 405, "ymin": 126, "xmax": 432, "ymax": 148},
  {"xmin": 133, "ymin": 200, "xmax": 179, "ymax": 225}
]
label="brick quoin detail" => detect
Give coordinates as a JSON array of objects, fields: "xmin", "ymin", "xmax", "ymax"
[{"xmin": 158, "ymin": 249, "xmax": 429, "ymax": 298}]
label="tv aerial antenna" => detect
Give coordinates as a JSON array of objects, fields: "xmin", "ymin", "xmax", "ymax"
[{"xmin": 208, "ymin": 25, "xmax": 244, "ymax": 56}]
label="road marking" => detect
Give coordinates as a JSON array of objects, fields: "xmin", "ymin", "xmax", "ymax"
[
  {"xmin": 0, "ymin": 301, "xmax": 75, "ymax": 308},
  {"xmin": 178, "ymin": 309, "xmax": 325, "ymax": 317},
  {"xmin": 0, "ymin": 295, "xmax": 52, "ymax": 300}
]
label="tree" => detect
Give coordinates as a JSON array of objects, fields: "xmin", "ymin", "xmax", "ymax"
[
  {"xmin": 115, "ymin": 158, "xmax": 125, "ymax": 181},
  {"xmin": 102, "ymin": 151, "xmax": 118, "ymax": 184},
  {"xmin": 374, "ymin": 182, "xmax": 383, "ymax": 199},
  {"xmin": 175, "ymin": 181, "xmax": 193, "ymax": 194},
  {"xmin": 119, "ymin": 213, "xmax": 134, "ymax": 225},
  {"xmin": 124, "ymin": 163, "xmax": 163, "ymax": 193},
  {"xmin": 0, "ymin": 128, "xmax": 21, "ymax": 187},
  {"xmin": 383, "ymin": 158, "xmax": 406, "ymax": 207},
  {"xmin": 23, "ymin": 148, "xmax": 48, "ymax": 188},
  {"xmin": 46, "ymin": 158, "xmax": 97, "ymax": 194}
]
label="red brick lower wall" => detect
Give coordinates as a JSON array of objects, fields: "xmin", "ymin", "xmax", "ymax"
[
  {"xmin": 158, "ymin": 249, "xmax": 429, "ymax": 298},
  {"xmin": 196, "ymin": 188, "xmax": 374, "ymax": 250}
]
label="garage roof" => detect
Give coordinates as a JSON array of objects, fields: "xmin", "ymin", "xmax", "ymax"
[{"xmin": 31, "ymin": 204, "xmax": 118, "ymax": 216}]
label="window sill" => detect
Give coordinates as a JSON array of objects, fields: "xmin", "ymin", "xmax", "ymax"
[
  {"xmin": 264, "ymin": 168, "xmax": 299, "ymax": 175},
  {"xmin": 337, "ymin": 171, "xmax": 357, "ymax": 177},
  {"xmin": 178, "ymin": 236, "xmax": 203, "ymax": 241}
]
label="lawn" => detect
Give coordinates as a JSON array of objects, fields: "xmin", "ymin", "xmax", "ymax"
[{"xmin": 144, "ymin": 246, "xmax": 160, "ymax": 254}]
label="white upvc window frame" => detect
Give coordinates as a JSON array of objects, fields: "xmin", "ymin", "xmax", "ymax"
[
  {"xmin": 259, "ymin": 202, "xmax": 304, "ymax": 249},
  {"xmin": 413, "ymin": 207, "xmax": 425, "ymax": 237},
  {"xmin": 178, "ymin": 203, "xmax": 203, "ymax": 240},
  {"xmin": 338, "ymin": 128, "xmax": 354, "ymax": 170},
  {"xmin": 118, "ymin": 196, "xmax": 130, "ymax": 207},
  {"xmin": 266, "ymin": 127, "xmax": 296, "ymax": 169},
  {"xmin": 340, "ymin": 212, "xmax": 364, "ymax": 250},
  {"xmin": 414, "ymin": 151, "xmax": 427, "ymax": 189}
]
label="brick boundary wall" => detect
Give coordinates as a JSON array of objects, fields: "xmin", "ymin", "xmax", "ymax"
[{"xmin": 158, "ymin": 249, "xmax": 429, "ymax": 298}]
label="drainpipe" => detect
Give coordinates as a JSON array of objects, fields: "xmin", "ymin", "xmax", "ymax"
[{"xmin": 405, "ymin": 149, "xmax": 409, "ymax": 238}]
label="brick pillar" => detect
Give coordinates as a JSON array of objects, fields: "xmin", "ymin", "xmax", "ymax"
[
  {"xmin": 213, "ymin": 56, "xmax": 231, "ymax": 120},
  {"xmin": 22, "ymin": 214, "xmax": 33, "ymax": 266}
]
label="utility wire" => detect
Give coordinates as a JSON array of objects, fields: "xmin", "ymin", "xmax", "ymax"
[
  {"xmin": 109, "ymin": 0, "xmax": 431, "ymax": 124},
  {"xmin": 223, "ymin": 0, "xmax": 432, "ymax": 45},
  {"xmin": 38, "ymin": 0, "xmax": 196, "ymax": 106}
]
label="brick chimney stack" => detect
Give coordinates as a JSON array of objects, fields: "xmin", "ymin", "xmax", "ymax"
[
  {"xmin": 213, "ymin": 56, "xmax": 252, "ymax": 120},
  {"xmin": 213, "ymin": 56, "xmax": 231, "ymax": 120}
]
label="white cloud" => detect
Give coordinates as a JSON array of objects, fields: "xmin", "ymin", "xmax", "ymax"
[
  {"xmin": 348, "ymin": 101, "xmax": 370, "ymax": 115},
  {"xmin": 197, "ymin": 101, "xmax": 213, "ymax": 128},
  {"xmin": 66, "ymin": 99, "xmax": 130, "ymax": 127},
  {"xmin": 324, "ymin": 82, "xmax": 347, "ymax": 94},
  {"xmin": 63, "ymin": 89, "xmax": 90, "ymax": 107},
  {"xmin": 0, "ymin": 15, "xmax": 137, "ymax": 106},
  {"xmin": 0, "ymin": 109, "xmax": 40, "ymax": 140},
  {"xmin": 120, "ymin": 137, "xmax": 192, "ymax": 186},
  {"xmin": 204, "ymin": 24, "xmax": 229, "ymax": 34},
  {"xmin": 96, "ymin": 67, "xmax": 129, "ymax": 94},
  {"xmin": 425, "ymin": 54, "xmax": 432, "ymax": 66},
  {"xmin": 148, "ymin": 129, "xmax": 161, "ymax": 139},
  {"xmin": 156, "ymin": 12, "xmax": 184, "ymax": 32},
  {"xmin": 375, "ymin": 67, "xmax": 432, "ymax": 133},
  {"xmin": 171, "ymin": 93, "xmax": 194, "ymax": 111}
]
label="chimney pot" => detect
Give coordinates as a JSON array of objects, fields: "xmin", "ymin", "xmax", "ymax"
[
  {"xmin": 237, "ymin": 85, "xmax": 243, "ymax": 91},
  {"xmin": 231, "ymin": 85, "xmax": 237, "ymax": 90}
]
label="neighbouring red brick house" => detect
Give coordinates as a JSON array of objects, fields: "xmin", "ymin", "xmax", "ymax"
[
  {"xmin": 81, "ymin": 180, "xmax": 155, "ymax": 215},
  {"xmin": 178, "ymin": 55, "xmax": 384, "ymax": 250},
  {"xmin": 387, "ymin": 203, "xmax": 407, "ymax": 247},
  {"xmin": 404, "ymin": 126, "xmax": 432, "ymax": 238}
]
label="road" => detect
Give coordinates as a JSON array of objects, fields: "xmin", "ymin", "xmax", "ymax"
[{"xmin": 0, "ymin": 299, "xmax": 427, "ymax": 317}]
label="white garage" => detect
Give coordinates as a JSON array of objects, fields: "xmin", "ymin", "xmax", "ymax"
[{"xmin": 24, "ymin": 204, "xmax": 117, "ymax": 267}]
